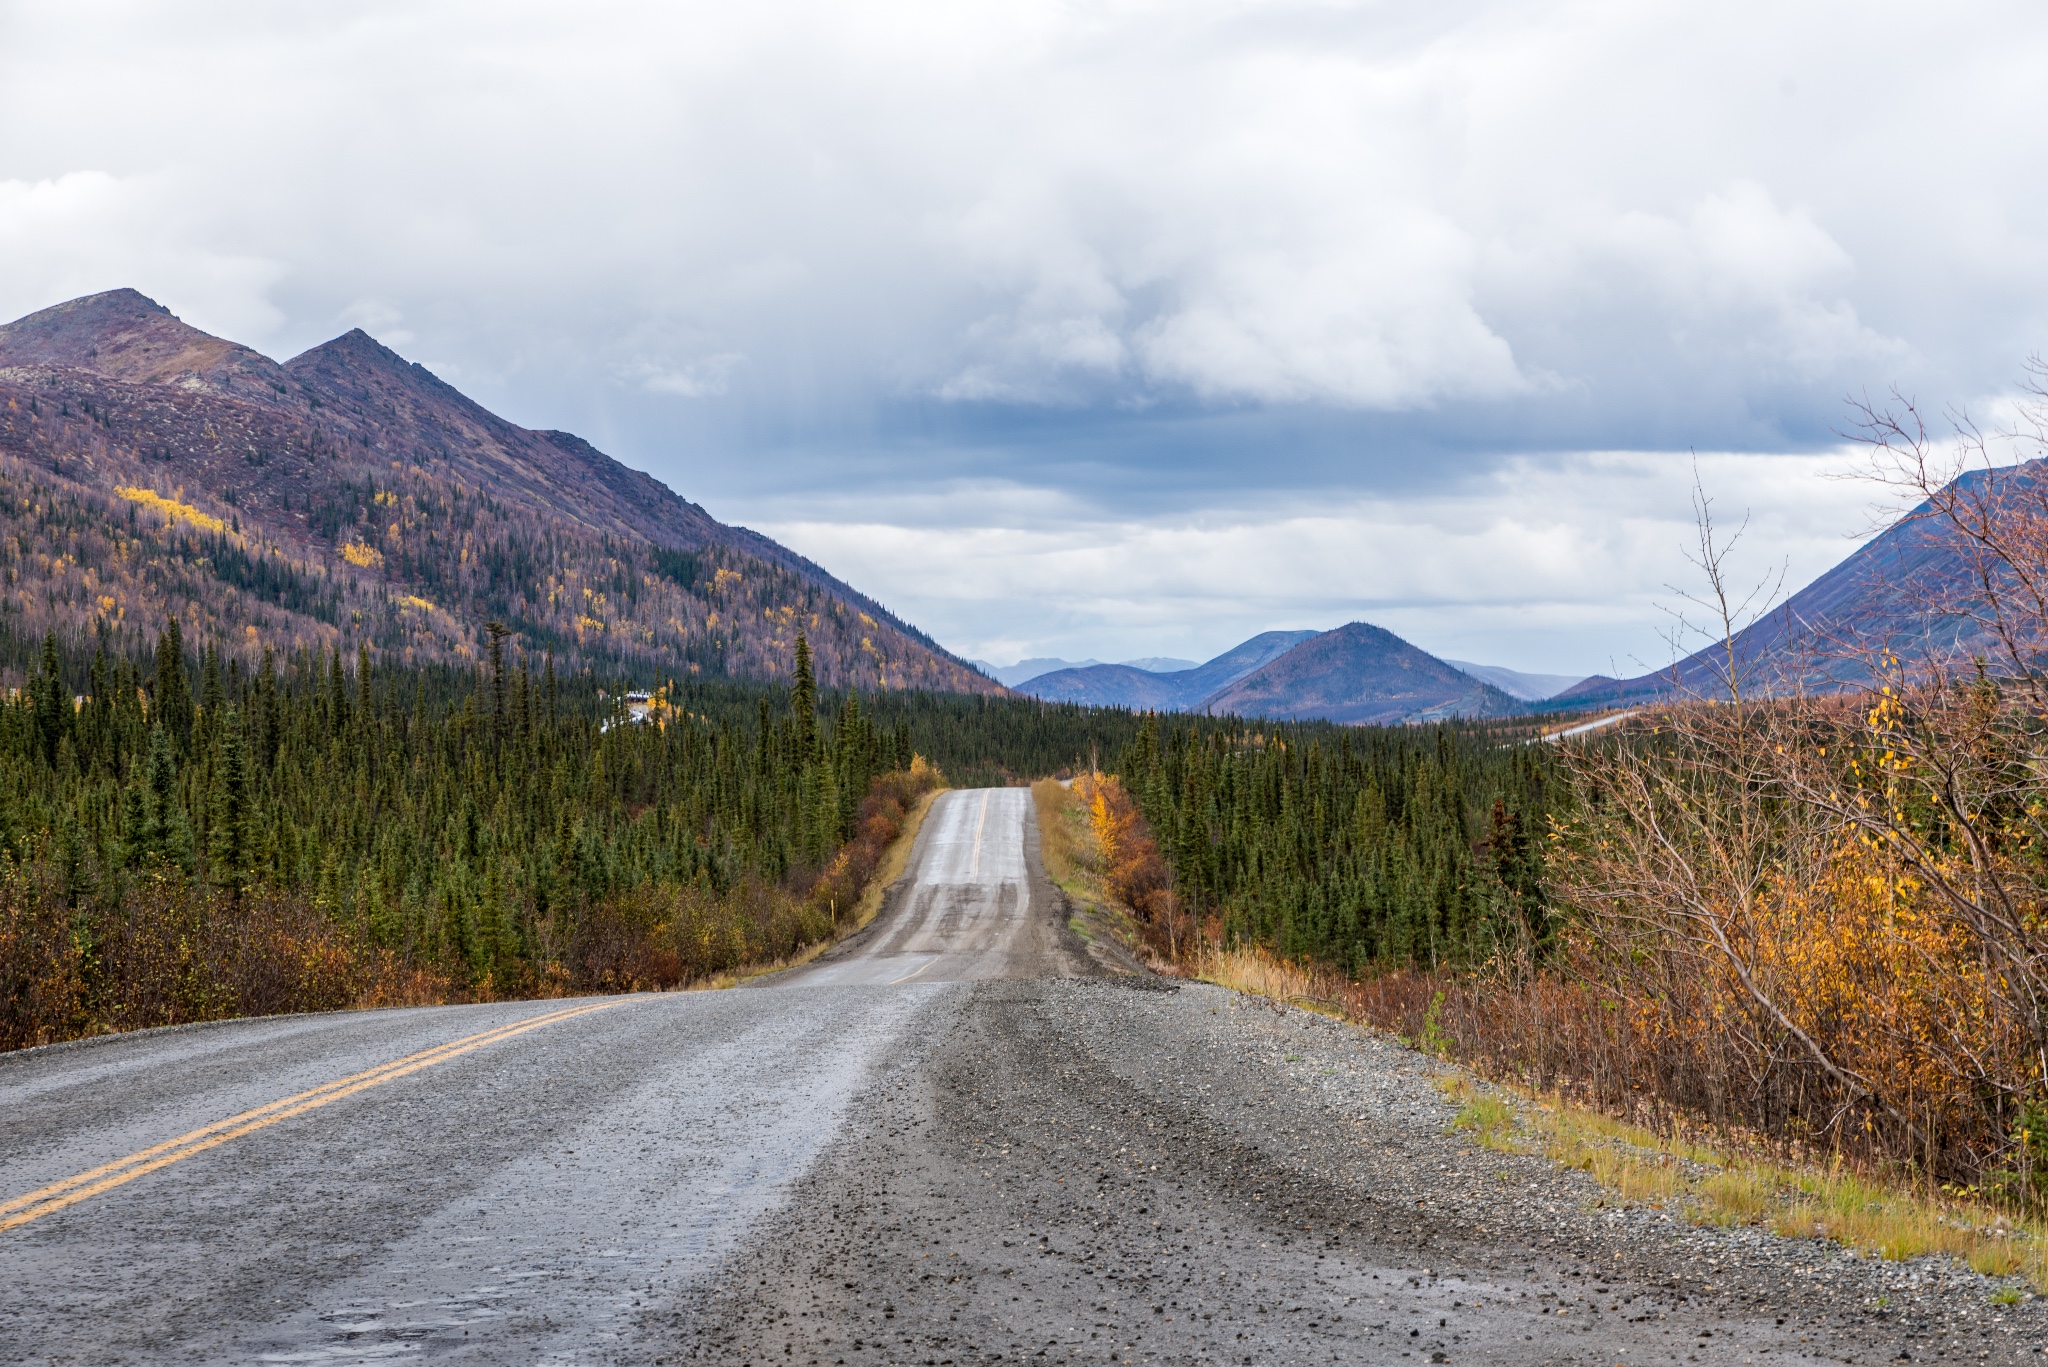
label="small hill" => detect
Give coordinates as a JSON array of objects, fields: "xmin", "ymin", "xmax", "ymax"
[
  {"xmin": 0, "ymin": 288, "xmax": 993, "ymax": 691},
  {"xmin": 1017, "ymin": 663, "xmax": 1193, "ymax": 709},
  {"xmin": 1205, "ymin": 622, "xmax": 1523, "ymax": 724},
  {"xmin": 973, "ymin": 656, "xmax": 1101, "ymax": 687}
]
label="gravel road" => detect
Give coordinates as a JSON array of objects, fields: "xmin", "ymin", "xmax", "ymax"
[
  {"xmin": 3, "ymin": 786, "xmax": 2040, "ymax": 1364},
  {"xmin": 691, "ymin": 980, "xmax": 2045, "ymax": 1364}
]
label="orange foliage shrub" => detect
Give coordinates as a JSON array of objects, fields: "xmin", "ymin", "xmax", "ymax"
[
  {"xmin": 1074, "ymin": 772, "xmax": 1193, "ymax": 962},
  {"xmin": 1329, "ymin": 705, "xmax": 2044, "ymax": 1196},
  {"xmin": 0, "ymin": 860, "xmax": 440, "ymax": 1051}
]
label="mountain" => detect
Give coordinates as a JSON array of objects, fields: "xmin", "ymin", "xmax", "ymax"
[
  {"xmin": 1016, "ymin": 663, "xmax": 1193, "ymax": 709},
  {"xmin": 970, "ymin": 654, "xmax": 1195, "ymax": 686},
  {"xmin": 972, "ymin": 656, "xmax": 1102, "ymax": 687},
  {"xmin": 1548, "ymin": 462, "xmax": 2036, "ymax": 709},
  {"xmin": 1017, "ymin": 625, "xmax": 1518, "ymax": 726},
  {"xmin": 1019, "ymin": 630, "xmax": 1317, "ymax": 708},
  {"xmin": 1205, "ymin": 622, "xmax": 1523, "ymax": 725},
  {"xmin": 0, "ymin": 289, "xmax": 994, "ymax": 692},
  {"xmin": 1443, "ymin": 659, "xmax": 1589, "ymax": 701}
]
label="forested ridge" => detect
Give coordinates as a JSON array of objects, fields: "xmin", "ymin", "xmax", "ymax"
[{"xmin": 0, "ymin": 289, "xmax": 997, "ymax": 694}]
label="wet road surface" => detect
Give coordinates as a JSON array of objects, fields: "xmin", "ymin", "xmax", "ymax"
[{"xmin": 3, "ymin": 786, "xmax": 2038, "ymax": 1363}]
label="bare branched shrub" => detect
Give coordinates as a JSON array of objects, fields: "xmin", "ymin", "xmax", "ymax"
[{"xmin": 1537, "ymin": 379, "xmax": 2048, "ymax": 1196}]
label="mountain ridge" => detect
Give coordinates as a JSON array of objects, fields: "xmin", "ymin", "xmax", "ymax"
[
  {"xmin": 1017, "ymin": 625, "xmax": 1523, "ymax": 725},
  {"xmin": 1548, "ymin": 462, "xmax": 2035, "ymax": 709},
  {"xmin": 0, "ymin": 288, "xmax": 992, "ymax": 692},
  {"xmin": 1206, "ymin": 622, "xmax": 1523, "ymax": 724},
  {"xmin": 1018, "ymin": 630, "xmax": 1316, "ymax": 709}
]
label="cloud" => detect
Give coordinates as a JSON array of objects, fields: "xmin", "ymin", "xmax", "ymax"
[
  {"xmin": 0, "ymin": 171, "xmax": 285, "ymax": 343},
  {"xmin": 3, "ymin": 0, "xmax": 2035, "ymax": 442},
  {"xmin": 617, "ymin": 353, "xmax": 748, "ymax": 398},
  {"xmin": 1, "ymin": 1, "xmax": 2043, "ymax": 662},
  {"xmin": 738, "ymin": 450, "xmax": 1881, "ymax": 675}
]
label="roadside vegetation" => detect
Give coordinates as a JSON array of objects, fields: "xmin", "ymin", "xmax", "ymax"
[
  {"xmin": 1058, "ymin": 390, "xmax": 2048, "ymax": 1290},
  {"xmin": 0, "ymin": 603, "xmax": 1263, "ymax": 1050},
  {"xmin": 0, "ymin": 628, "xmax": 946, "ymax": 1049}
]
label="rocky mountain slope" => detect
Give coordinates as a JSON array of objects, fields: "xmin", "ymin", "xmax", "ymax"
[
  {"xmin": 1549, "ymin": 461, "xmax": 2039, "ymax": 709},
  {"xmin": 0, "ymin": 289, "xmax": 994, "ymax": 692}
]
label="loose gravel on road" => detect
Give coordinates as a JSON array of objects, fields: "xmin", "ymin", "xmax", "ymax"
[{"xmin": 683, "ymin": 976, "xmax": 2046, "ymax": 1365}]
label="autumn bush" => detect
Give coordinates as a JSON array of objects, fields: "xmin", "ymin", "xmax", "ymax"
[
  {"xmin": 0, "ymin": 857, "xmax": 441, "ymax": 1050},
  {"xmin": 1070, "ymin": 772, "xmax": 1198, "ymax": 963}
]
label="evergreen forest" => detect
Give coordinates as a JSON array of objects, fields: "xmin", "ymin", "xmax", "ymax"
[
  {"xmin": 0, "ymin": 614, "xmax": 1559, "ymax": 1051},
  {"xmin": 1113, "ymin": 714, "xmax": 1559, "ymax": 974}
]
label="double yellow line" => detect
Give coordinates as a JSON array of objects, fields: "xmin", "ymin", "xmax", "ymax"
[{"xmin": 1, "ymin": 998, "xmax": 627, "ymax": 1234}]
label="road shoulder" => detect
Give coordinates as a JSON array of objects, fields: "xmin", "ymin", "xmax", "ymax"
[{"xmin": 678, "ymin": 979, "xmax": 2042, "ymax": 1364}]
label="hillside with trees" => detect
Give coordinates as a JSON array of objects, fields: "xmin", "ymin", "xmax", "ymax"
[{"xmin": 0, "ymin": 289, "xmax": 994, "ymax": 695}]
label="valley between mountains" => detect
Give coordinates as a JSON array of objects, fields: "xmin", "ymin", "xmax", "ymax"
[{"xmin": 3, "ymin": 288, "xmax": 2009, "ymax": 728}]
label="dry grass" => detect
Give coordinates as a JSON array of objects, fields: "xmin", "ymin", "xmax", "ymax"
[
  {"xmin": 1033, "ymin": 777, "xmax": 1179, "ymax": 970},
  {"xmin": 1193, "ymin": 940, "xmax": 2044, "ymax": 1296},
  {"xmin": 1187, "ymin": 940, "xmax": 2044, "ymax": 1294},
  {"xmin": 1439, "ymin": 1071, "xmax": 2048, "ymax": 1294},
  {"xmin": 1197, "ymin": 942, "xmax": 1353, "ymax": 1018},
  {"xmin": 1033, "ymin": 778, "xmax": 1086, "ymax": 892}
]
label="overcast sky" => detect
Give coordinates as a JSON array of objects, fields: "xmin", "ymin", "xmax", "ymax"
[{"xmin": 3, "ymin": 1, "xmax": 2044, "ymax": 675}]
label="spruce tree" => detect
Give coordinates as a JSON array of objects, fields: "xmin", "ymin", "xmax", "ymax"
[
  {"xmin": 32, "ymin": 633, "xmax": 69, "ymax": 766},
  {"xmin": 791, "ymin": 633, "xmax": 817, "ymax": 759},
  {"xmin": 198, "ymin": 641, "xmax": 225, "ymax": 746},
  {"xmin": 126, "ymin": 727, "xmax": 193, "ymax": 871},
  {"xmin": 153, "ymin": 619, "xmax": 194, "ymax": 752},
  {"xmin": 209, "ymin": 709, "xmax": 251, "ymax": 899}
]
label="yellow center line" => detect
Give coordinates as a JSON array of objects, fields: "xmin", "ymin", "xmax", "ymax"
[
  {"xmin": 1, "ymin": 998, "xmax": 631, "ymax": 1234},
  {"xmin": 887, "ymin": 956, "xmax": 939, "ymax": 985},
  {"xmin": 0, "ymin": 1000, "xmax": 599, "ymax": 1220}
]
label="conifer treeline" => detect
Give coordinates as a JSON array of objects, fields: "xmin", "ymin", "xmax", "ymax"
[
  {"xmin": 0, "ymin": 622, "xmax": 952, "ymax": 1046},
  {"xmin": 1112, "ymin": 715, "xmax": 1560, "ymax": 973},
  {"xmin": 0, "ymin": 617, "xmax": 1213, "ymax": 1048},
  {"xmin": 3, "ymin": 624, "xmax": 914, "ymax": 937}
]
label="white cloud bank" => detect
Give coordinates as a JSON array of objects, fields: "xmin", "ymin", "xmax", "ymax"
[
  {"xmin": 2, "ymin": 0, "xmax": 2037, "ymax": 417},
  {"xmin": 742, "ymin": 450, "xmax": 1884, "ymax": 676}
]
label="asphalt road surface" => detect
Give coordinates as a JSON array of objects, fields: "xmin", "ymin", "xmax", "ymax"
[{"xmin": 3, "ymin": 787, "xmax": 2039, "ymax": 1364}]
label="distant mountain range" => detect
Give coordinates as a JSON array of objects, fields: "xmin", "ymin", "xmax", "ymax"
[
  {"xmin": 972, "ymin": 655, "xmax": 1198, "ymax": 687},
  {"xmin": 1015, "ymin": 626, "xmax": 1526, "ymax": 724},
  {"xmin": 0, "ymin": 289, "xmax": 995, "ymax": 692},
  {"xmin": 1442, "ymin": 660, "xmax": 1588, "ymax": 702},
  {"xmin": 972, "ymin": 656, "xmax": 1101, "ymax": 686},
  {"xmin": 1018, "ymin": 631, "xmax": 1317, "ymax": 709}
]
